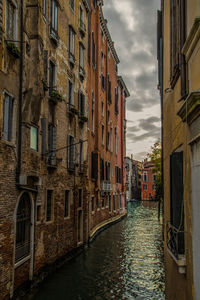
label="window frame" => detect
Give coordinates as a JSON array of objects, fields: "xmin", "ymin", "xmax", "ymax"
[
  {"xmin": 50, "ymin": 0, "xmax": 58, "ymax": 37},
  {"xmin": 3, "ymin": 92, "xmax": 13, "ymax": 142},
  {"xmin": 30, "ymin": 125, "xmax": 38, "ymax": 151},
  {"xmin": 64, "ymin": 190, "xmax": 70, "ymax": 218},
  {"xmin": 46, "ymin": 190, "xmax": 53, "ymax": 222},
  {"xmin": 5, "ymin": 0, "xmax": 17, "ymax": 41}
]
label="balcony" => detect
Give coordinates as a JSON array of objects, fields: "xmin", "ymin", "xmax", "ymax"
[
  {"xmin": 166, "ymin": 223, "xmax": 186, "ymax": 273},
  {"xmin": 101, "ymin": 181, "xmax": 111, "ymax": 192}
]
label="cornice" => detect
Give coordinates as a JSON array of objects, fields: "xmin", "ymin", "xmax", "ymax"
[
  {"xmin": 182, "ymin": 17, "xmax": 200, "ymax": 62},
  {"xmin": 100, "ymin": 7, "xmax": 120, "ymax": 64},
  {"xmin": 117, "ymin": 76, "xmax": 130, "ymax": 97},
  {"xmin": 177, "ymin": 89, "xmax": 200, "ymax": 124}
]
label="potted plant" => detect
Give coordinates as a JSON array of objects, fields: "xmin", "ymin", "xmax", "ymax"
[
  {"xmin": 6, "ymin": 41, "xmax": 20, "ymax": 58},
  {"xmin": 50, "ymin": 89, "xmax": 63, "ymax": 102}
]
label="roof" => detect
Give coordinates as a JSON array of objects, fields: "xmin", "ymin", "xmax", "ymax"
[{"xmin": 118, "ymin": 76, "xmax": 130, "ymax": 97}]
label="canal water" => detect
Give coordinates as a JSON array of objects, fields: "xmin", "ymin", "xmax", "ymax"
[{"xmin": 30, "ymin": 201, "xmax": 165, "ymax": 300}]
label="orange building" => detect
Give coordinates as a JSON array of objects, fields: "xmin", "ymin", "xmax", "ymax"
[
  {"xmin": 87, "ymin": 0, "xmax": 129, "ymax": 238},
  {"xmin": 141, "ymin": 160, "xmax": 156, "ymax": 201}
]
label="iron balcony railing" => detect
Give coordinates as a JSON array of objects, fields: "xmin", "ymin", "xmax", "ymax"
[{"xmin": 166, "ymin": 222, "xmax": 185, "ymax": 260}]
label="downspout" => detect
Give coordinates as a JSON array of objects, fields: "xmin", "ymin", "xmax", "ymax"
[{"xmin": 16, "ymin": 0, "xmax": 24, "ymax": 185}]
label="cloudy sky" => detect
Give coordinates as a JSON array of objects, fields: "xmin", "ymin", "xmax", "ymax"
[{"xmin": 103, "ymin": 0, "xmax": 161, "ymax": 161}]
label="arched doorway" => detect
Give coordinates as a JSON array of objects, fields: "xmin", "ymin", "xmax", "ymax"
[{"xmin": 15, "ymin": 193, "xmax": 31, "ymax": 262}]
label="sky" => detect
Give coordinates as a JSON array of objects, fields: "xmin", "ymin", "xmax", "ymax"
[{"xmin": 103, "ymin": 0, "xmax": 161, "ymax": 161}]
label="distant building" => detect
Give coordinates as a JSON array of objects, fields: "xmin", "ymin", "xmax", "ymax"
[
  {"xmin": 141, "ymin": 160, "xmax": 156, "ymax": 201},
  {"xmin": 125, "ymin": 156, "xmax": 142, "ymax": 201}
]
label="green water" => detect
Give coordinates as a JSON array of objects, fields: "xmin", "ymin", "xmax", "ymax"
[{"xmin": 30, "ymin": 201, "xmax": 165, "ymax": 300}]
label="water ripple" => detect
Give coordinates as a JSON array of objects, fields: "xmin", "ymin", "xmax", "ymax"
[{"xmin": 30, "ymin": 201, "xmax": 165, "ymax": 300}]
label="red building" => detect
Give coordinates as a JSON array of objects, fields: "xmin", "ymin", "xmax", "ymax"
[{"xmin": 141, "ymin": 160, "xmax": 156, "ymax": 201}]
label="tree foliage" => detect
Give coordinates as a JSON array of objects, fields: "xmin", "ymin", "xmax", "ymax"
[{"xmin": 148, "ymin": 141, "xmax": 162, "ymax": 200}]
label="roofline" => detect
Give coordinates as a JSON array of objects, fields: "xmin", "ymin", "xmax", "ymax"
[
  {"xmin": 118, "ymin": 76, "xmax": 130, "ymax": 97},
  {"xmin": 99, "ymin": 6, "xmax": 120, "ymax": 64}
]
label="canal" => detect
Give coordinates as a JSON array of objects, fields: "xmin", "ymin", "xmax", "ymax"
[{"xmin": 30, "ymin": 201, "xmax": 165, "ymax": 300}]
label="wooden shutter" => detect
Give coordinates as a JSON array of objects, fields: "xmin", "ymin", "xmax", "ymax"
[
  {"xmin": 91, "ymin": 152, "xmax": 98, "ymax": 180},
  {"xmin": 170, "ymin": 151, "xmax": 184, "ymax": 229},
  {"xmin": 0, "ymin": 0, "xmax": 2, "ymax": 43},
  {"xmin": 41, "ymin": 118, "xmax": 46, "ymax": 157},
  {"xmin": 44, "ymin": 50, "xmax": 48, "ymax": 81}
]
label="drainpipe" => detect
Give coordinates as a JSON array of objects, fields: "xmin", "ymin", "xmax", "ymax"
[{"xmin": 16, "ymin": 0, "xmax": 24, "ymax": 185}]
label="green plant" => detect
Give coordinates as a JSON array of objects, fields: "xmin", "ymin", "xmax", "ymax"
[
  {"xmin": 42, "ymin": 79, "xmax": 48, "ymax": 91},
  {"xmin": 6, "ymin": 42, "xmax": 20, "ymax": 58},
  {"xmin": 50, "ymin": 90, "xmax": 63, "ymax": 101}
]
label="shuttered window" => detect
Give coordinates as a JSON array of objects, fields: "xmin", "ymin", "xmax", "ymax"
[
  {"xmin": 91, "ymin": 152, "xmax": 98, "ymax": 180},
  {"xmin": 43, "ymin": 50, "xmax": 48, "ymax": 81},
  {"xmin": 41, "ymin": 118, "xmax": 46, "ymax": 157},
  {"xmin": 6, "ymin": 0, "xmax": 16, "ymax": 40},
  {"xmin": 79, "ymin": 92, "xmax": 85, "ymax": 116},
  {"xmin": 3, "ymin": 93, "xmax": 13, "ymax": 142},
  {"xmin": 68, "ymin": 135, "xmax": 75, "ymax": 170},
  {"xmin": 64, "ymin": 190, "xmax": 69, "ymax": 217},
  {"xmin": 79, "ymin": 43, "xmax": 84, "ymax": 70},
  {"xmin": 100, "ymin": 158, "xmax": 104, "ymax": 181},
  {"xmin": 49, "ymin": 60, "xmax": 56, "ymax": 94},
  {"xmin": 69, "ymin": 26, "xmax": 75, "ymax": 62},
  {"xmin": 170, "ymin": 151, "xmax": 184, "ymax": 254},
  {"xmin": 46, "ymin": 190, "xmax": 53, "ymax": 222}
]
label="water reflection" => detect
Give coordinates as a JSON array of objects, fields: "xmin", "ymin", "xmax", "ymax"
[{"xmin": 30, "ymin": 201, "xmax": 165, "ymax": 300}]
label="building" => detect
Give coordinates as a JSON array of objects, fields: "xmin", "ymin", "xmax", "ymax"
[
  {"xmin": 125, "ymin": 157, "xmax": 133, "ymax": 201},
  {"xmin": 141, "ymin": 160, "xmax": 156, "ymax": 201},
  {"xmin": 158, "ymin": 0, "xmax": 200, "ymax": 299},
  {"xmin": 0, "ymin": 0, "xmax": 129, "ymax": 298},
  {"xmin": 87, "ymin": 1, "xmax": 129, "ymax": 238},
  {"xmin": 132, "ymin": 159, "xmax": 142, "ymax": 200}
]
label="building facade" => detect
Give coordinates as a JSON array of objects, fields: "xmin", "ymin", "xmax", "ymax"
[
  {"xmin": 158, "ymin": 0, "xmax": 200, "ymax": 299},
  {"xmin": 0, "ymin": 0, "xmax": 129, "ymax": 298},
  {"xmin": 141, "ymin": 160, "xmax": 156, "ymax": 201},
  {"xmin": 87, "ymin": 1, "xmax": 129, "ymax": 238}
]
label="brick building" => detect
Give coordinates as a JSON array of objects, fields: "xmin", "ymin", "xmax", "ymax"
[
  {"xmin": 141, "ymin": 160, "xmax": 156, "ymax": 201},
  {"xmin": 87, "ymin": 0, "xmax": 129, "ymax": 238},
  {"xmin": 0, "ymin": 0, "xmax": 129, "ymax": 298}
]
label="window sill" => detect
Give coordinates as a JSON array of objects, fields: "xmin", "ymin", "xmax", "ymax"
[
  {"xmin": 167, "ymin": 247, "xmax": 186, "ymax": 274},
  {"xmin": 15, "ymin": 255, "xmax": 30, "ymax": 269},
  {"xmin": 64, "ymin": 216, "xmax": 70, "ymax": 220}
]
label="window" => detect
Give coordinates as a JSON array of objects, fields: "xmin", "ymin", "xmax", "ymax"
[
  {"xmin": 68, "ymin": 135, "xmax": 75, "ymax": 170},
  {"xmin": 49, "ymin": 60, "xmax": 56, "ymax": 94},
  {"xmin": 30, "ymin": 126, "xmax": 38, "ymax": 151},
  {"xmin": 143, "ymin": 184, "xmax": 147, "ymax": 190},
  {"xmin": 102, "ymin": 195, "xmax": 105, "ymax": 208},
  {"xmin": 102, "ymin": 124, "xmax": 104, "ymax": 145},
  {"xmin": 15, "ymin": 193, "xmax": 31, "ymax": 262},
  {"xmin": 64, "ymin": 190, "xmax": 70, "ymax": 217},
  {"xmin": 92, "ymin": 32, "xmax": 96, "ymax": 68},
  {"xmin": 79, "ymin": 6, "xmax": 84, "ymax": 30},
  {"xmin": 143, "ymin": 173, "xmax": 148, "ymax": 182},
  {"xmin": 46, "ymin": 190, "xmax": 53, "ymax": 222},
  {"xmin": 93, "ymin": 0, "xmax": 96, "ymax": 9},
  {"xmin": 110, "ymin": 127, "xmax": 113, "ymax": 151},
  {"xmin": 101, "ymin": 29, "xmax": 104, "ymax": 43},
  {"xmin": 108, "ymin": 47, "xmax": 110, "ymax": 58},
  {"xmin": 48, "ymin": 123, "xmax": 57, "ymax": 164},
  {"xmin": 36, "ymin": 205, "xmax": 41, "ymax": 222},
  {"xmin": 115, "ymin": 128, "xmax": 117, "ymax": 154},
  {"xmin": 79, "ymin": 140, "xmax": 83, "ymax": 170},
  {"xmin": 115, "ymin": 87, "xmax": 119, "ymax": 114},
  {"xmin": 105, "ymin": 161, "xmax": 111, "ymax": 181},
  {"xmin": 101, "ymin": 51, "xmax": 104, "ymax": 68},
  {"xmin": 101, "ymin": 101, "xmax": 104, "ymax": 116},
  {"xmin": 69, "ymin": 0, "xmax": 74, "ymax": 11},
  {"xmin": 92, "ymin": 93, "xmax": 95, "ymax": 132},
  {"xmin": 6, "ymin": 0, "xmax": 16, "ymax": 40},
  {"xmin": 108, "ymin": 75, "xmax": 111, "ymax": 103},
  {"xmin": 50, "ymin": 0, "xmax": 58, "ymax": 37},
  {"xmin": 91, "ymin": 196, "xmax": 95, "ymax": 212},
  {"xmin": 91, "ymin": 152, "xmax": 98, "ymax": 180},
  {"xmin": 108, "ymin": 111, "xmax": 110, "ymax": 123},
  {"xmin": 43, "ymin": 0, "xmax": 47, "ymax": 16},
  {"xmin": 153, "ymin": 184, "xmax": 156, "ymax": 190},
  {"xmin": 120, "ymin": 195, "xmax": 122, "ymax": 208},
  {"xmin": 109, "ymin": 195, "xmax": 111, "ymax": 211},
  {"xmin": 68, "ymin": 80, "xmax": 74, "ymax": 109},
  {"xmin": 113, "ymin": 195, "xmax": 116, "ymax": 211},
  {"xmin": 79, "ymin": 43, "xmax": 84, "ymax": 72},
  {"xmin": 101, "ymin": 74, "xmax": 106, "ymax": 90},
  {"xmin": 78, "ymin": 210, "xmax": 83, "ymax": 242},
  {"xmin": 153, "ymin": 175, "xmax": 156, "ymax": 182},
  {"xmin": 100, "ymin": 158, "xmax": 104, "ymax": 181},
  {"xmin": 78, "ymin": 189, "xmax": 82, "ymax": 207},
  {"xmin": 3, "ymin": 93, "xmax": 13, "ymax": 141},
  {"xmin": 78, "ymin": 92, "xmax": 85, "ymax": 116},
  {"xmin": 69, "ymin": 26, "xmax": 75, "ymax": 63}
]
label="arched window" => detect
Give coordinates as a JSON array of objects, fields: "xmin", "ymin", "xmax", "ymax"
[{"xmin": 15, "ymin": 193, "xmax": 31, "ymax": 262}]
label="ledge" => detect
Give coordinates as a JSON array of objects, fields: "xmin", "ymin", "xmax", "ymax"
[
  {"xmin": 89, "ymin": 211, "xmax": 127, "ymax": 241},
  {"xmin": 167, "ymin": 247, "xmax": 186, "ymax": 274},
  {"xmin": 177, "ymin": 89, "xmax": 200, "ymax": 124}
]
